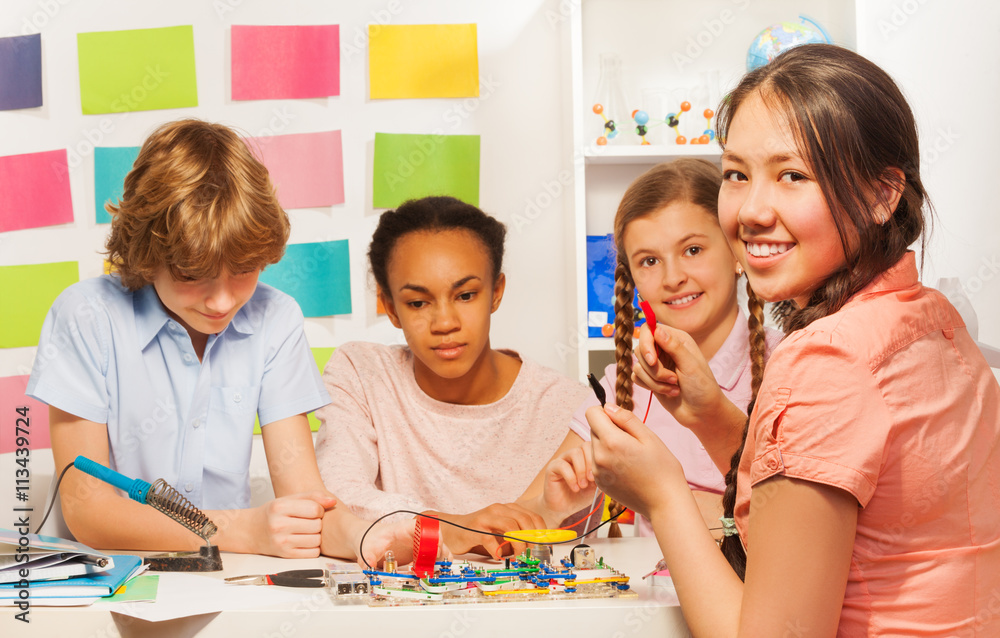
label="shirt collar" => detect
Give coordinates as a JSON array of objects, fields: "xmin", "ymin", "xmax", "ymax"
[
  {"xmin": 134, "ymin": 284, "xmax": 173, "ymax": 349},
  {"xmin": 133, "ymin": 284, "xmax": 256, "ymax": 349},
  {"xmin": 845, "ymin": 251, "xmax": 919, "ymax": 307},
  {"xmin": 708, "ymin": 309, "xmax": 750, "ymax": 392}
]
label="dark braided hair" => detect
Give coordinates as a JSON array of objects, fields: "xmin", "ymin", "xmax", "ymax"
[{"xmin": 715, "ymin": 44, "xmax": 928, "ymax": 579}]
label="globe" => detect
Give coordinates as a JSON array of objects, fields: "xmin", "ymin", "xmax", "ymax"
[{"xmin": 747, "ymin": 17, "xmax": 831, "ymax": 71}]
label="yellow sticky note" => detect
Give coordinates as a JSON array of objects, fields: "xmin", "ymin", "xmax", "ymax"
[{"xmin": 369, "ymin": 24, "xmax": 478, "ymax": 99}]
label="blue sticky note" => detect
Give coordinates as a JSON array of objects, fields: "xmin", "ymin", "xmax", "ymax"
[
  {"xmin": 0, "ymin": 34, "xmax": 43, "ymax": 110},
  {"xmin": 260, "ymin": 241, "xmax": 351, "ymax": 317},
  {"xmin": 94, "ymin": 146, "xmax": 140, "ymax": 224}
]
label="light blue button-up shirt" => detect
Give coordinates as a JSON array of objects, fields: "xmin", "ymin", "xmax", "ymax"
[{"xmin": 27, "ymin": 275, "xmax": 330, "ymax": 510}]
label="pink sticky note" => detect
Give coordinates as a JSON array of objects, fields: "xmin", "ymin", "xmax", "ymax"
[
  {"xmin": 0, "ymin": 149, "xmax": 73, "ymax": 232},
  {"xmin": 0, "ymin": 375, "xmax": 51, "ymax": 453},
  {"xmin": 246, "ymin": 130, "xmax": 344, "ymax": 210},
  {"xmin": 232, "ymin": 25, "xmax": 340, "ymax": 100}
]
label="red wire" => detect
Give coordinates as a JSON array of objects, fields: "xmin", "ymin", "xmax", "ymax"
[{"xmin": 558, "ymin": 490, "xmax": 607, "ymax": 530}]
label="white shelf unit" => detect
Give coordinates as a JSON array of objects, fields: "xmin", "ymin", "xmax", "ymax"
[{"xmin": 567, "ymin": 0, "xmax": 858, "ymax": 381}]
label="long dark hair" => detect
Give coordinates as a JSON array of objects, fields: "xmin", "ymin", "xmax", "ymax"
[{"xmin": 715, "ymin": 44, "xmax": 928, "ymax": 579}]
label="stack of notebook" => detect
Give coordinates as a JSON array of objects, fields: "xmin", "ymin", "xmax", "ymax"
[{"xmin": 0, "ymin": 529, "xmax": 145, "ymax": 606}]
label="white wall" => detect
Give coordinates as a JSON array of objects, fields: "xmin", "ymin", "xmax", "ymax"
[
  {"xmin": 0, "ymin": 0, "xmax": 577, "ymax": 383},
  {"xmin": 859, "ymin": 0, "xmax": 1000, "ymax": 352}
]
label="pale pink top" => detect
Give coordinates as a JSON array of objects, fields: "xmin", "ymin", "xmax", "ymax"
[
  {"xmin": 570, "ymin": 311, "xmax": 783, "ymax": 536},
  {"xmin": 735, "ymin": 253, "xmax": 1000, "ymax": 636},
  {"xmin": 314, "ymin": 342, "xmax": 589, "ymax": 520}
]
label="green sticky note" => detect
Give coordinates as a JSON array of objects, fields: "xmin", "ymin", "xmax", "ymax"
[
  {"xmin": 307, "ymin": 347, "xmax": 335, "ymax": 432},
  {"xmin": 373, "ymin": 133, "xmax": 480, "ymax": 208},
  {"xmin": 100, "ymin": 574, "xmax": 159, "ymax": 603},
  {"xmin": 77, "ymin": 26, "xmax": 198, "ymax": 114},
  {"xmin": 254, "ymin": 346, "xmax": 335, "ymax": 434},
  {"xmin": 0, "ymin": 262, "xmax": 78, "ymax": 348}
]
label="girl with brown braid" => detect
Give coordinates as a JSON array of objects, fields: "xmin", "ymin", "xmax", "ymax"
[
  {"xmin": 516, "ymin": 159, "xmax": 781, "ymax": 538},
  {"xmin": 586, "ymin": 44, "xmax": 1000, "ymax": 636}
]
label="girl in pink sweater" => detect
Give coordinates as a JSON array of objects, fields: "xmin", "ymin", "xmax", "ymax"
[{"xmin": 315, "ymin": 197, "xmax": 587, "ymax": 559}]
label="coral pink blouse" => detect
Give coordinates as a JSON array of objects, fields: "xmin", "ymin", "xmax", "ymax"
[{"xmin": 735, "ymin": 252, "xmax": 1000, "ymax": 636}]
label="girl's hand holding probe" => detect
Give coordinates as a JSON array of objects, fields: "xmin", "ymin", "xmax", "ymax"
[
  {"xmin": 633, "ymin": 305, "xmax": 751, "ymax": 473},
  {"xmin": 585, "ymin": 403, "xmax": 686, "ymax": 522}
]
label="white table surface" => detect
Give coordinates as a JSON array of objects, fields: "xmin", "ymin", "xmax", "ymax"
[{"xmin": 2, "ymin": 536, "xmax": 692, "ymax": 637}]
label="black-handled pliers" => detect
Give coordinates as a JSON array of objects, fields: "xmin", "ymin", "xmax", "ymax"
[{"xmin": 225, "ymin": 569, "xmax": 328, "ymax": 588}]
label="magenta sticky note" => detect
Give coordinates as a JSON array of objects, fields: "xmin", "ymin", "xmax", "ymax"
[
  {"xmin": 232, "ymin": 25, "xmax": 340, "ymax": 100},
  {"xmin": 0, "ymin": 375, "xmax": 51, "ymax": 453},
  {"xmin": 246, "ymin": 130, "xmax": 344, "ymax": 210},
  {"xmin": 0, "ymin": 149, "xmax": 73, "ymax": 233}
]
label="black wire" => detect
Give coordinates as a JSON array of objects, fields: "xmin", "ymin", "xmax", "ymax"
[
  {"xmin": 34, "ymin": 462, "xmax": 75, "ymax": 535},
  {"xmin": 358, "ymin": 506, "xmax": 627, "ymax": 570}
]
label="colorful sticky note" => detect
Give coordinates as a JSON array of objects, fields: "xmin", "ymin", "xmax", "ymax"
[
  {"xmin": 368, "ymin": 24, "xmax": 478, "ymax": 99},
  {"xmin": 306, "ymin": 347, "xmax": 335, "ymax": 432},
  {"xmin": 77, "ymin": 26, "xmax": 197, "ymax": 114},
  {"xmin": 0, "ymin": 262, "xmax": 79, "ymax": 348},
  {"xmin": 94, "ymin": 146, "xmax": 140, "ymax": 224},
  {"xmin": 99, "ymin": 574, "xmax": 159, "ymax": 603},
  {"xmin": 232, "ymin": 25, "xmax": 340, "ymax": 100},
  {"xmin": 372, "ymin": 133, "xmax": 480, "ymax": 208},
  {"xmin": 260, "ymin": 241, "xmax": 351, "ymax": 317},
  {"xmin": 0, "ymin": 34, "xmax": 42, "ymax": 110},
  {"xmin": 0, "ymin": 375, "xmax": 51, "ymax": 453},
  {"xmin": 246, "ymin": 131, "xmax": 344, "ymax": 210},
  {"xmin": 0, "ymin": 149, "xmax": 73, "ymax": 233}
]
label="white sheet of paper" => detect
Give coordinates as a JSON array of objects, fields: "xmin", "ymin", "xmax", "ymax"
[{"xmin": 105, "ymin": 572, "xmax": 330, "ymax": 622}]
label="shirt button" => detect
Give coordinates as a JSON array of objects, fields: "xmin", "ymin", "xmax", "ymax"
[
  {"xmin": 192, "ymin": 419, "xmax": 200, "ymax": 429},
  {"xmin": 183, "ymin": 353, "xmax": 193, "ymax": 363},
  {"xmin": 169, "ymin": 323, "xmax": 179, "ymax": 332},
  {"xmin": 233, "ymin": 393, "xmax": 242, "ymax": 403},
  {"xmin": 767, "ymin": 459, "xmax": 778, "ymax": 470},
  {"xmin": 185, "ymin": 483, "xmax": 194, "ymax": 492}
]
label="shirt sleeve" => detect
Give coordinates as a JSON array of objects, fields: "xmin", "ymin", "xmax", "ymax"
[
  {"xmin": 314, "ymin": 346, "xmax": 428, "ymax": 519},
  {"xmin": 256, "ymin": 296, "xmax": 331, "ymax": 426},
  {"xmin": 25, "ymin": 285, "xmax": 112, "ymax": 424},
  {"xmin": 747, "ymin": 330, "xmax": 890, "ymax": 507}
]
